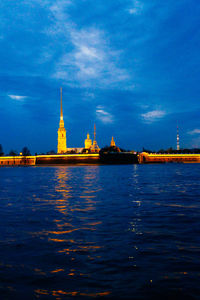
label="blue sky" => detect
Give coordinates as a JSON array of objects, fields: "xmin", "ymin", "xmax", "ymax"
[{"xmin": 0, "ymin": 0, "xmax": 200, "ymax": 154}]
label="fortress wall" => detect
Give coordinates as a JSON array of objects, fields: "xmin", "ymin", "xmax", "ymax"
[
  {"xmin": 0, "ymin": 154, "xmax": 100, "ymax": 166},
  {"xmin": 36, "ymin": 154, "xmax": 100, "ymax": 164},
  {"xmin": 138, "ymin": 153, "xmax": 200, "ymax": 163},
  {"xmin": 1, "ymin": 153, "xmax": 200, "ymax": 166},
  {"xmin": 0, "ymin": 156, "xmax": 36, "ymax": 166}
]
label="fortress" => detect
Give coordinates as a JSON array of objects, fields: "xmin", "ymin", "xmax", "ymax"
[
  {"xmin": 1, "ymin": 89, "xmax": 200, "ymax": 166},
  {"xmin": 57, "ymin": 88, "xmax": 100, "ymax": 154}
]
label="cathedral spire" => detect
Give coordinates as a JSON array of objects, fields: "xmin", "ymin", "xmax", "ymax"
[
  {"xmin": 57, "ymin": 88, "xmax": 67, "ymax": 153},
  {"xmin": 110, "ymin": 136, "xmax": 116, "ymax": 147},
  {"xmin": 60, "ymin": 87, "xmax": 63, "ymax": 120}
]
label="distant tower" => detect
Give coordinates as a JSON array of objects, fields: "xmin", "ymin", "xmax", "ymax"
[
  {"xmin": 110, "ymin": 136, "xmax": 116, "ymax": 147},
  {"xmin": 85, "ymin": 133, "xmax": 92, "ymax": 149},
  {"xmin": 91, "ymin": 124, "xmax": 100, "ymax": 152},
  {"xmin": 177, "ymin": 124, "xmax": 180, "ymax": 151},
  {"xmin": 57, "ymin": 88, "xmax": 67, "ymax": 153}
]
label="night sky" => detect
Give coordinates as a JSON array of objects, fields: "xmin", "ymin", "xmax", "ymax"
[{"xmin": 1, "ymin": 0, "xmax": 200, "ymax": 154}]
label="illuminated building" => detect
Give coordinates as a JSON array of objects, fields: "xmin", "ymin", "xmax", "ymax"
[
  {"xmin": 57, "ymin": 88, "xmax": 67, "ymax": 154},
  {"xmin": 85, "ymin": 133, "xmax": 92, "ymax": 149},
  {"xmin": 110, "ymin": 136, "xmax": 116, "ymax": 147}
]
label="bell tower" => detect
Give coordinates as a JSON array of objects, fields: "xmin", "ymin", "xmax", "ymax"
[{"xmin": 57, "ymin": 88, "xmax": 67, "ymax": 153}]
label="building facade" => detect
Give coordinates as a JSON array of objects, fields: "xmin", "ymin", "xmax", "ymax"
[{"xmin": 85, "ymin": 133, "xmax": 92, "ymax": 149}]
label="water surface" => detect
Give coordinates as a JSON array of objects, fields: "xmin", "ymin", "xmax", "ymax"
[{"xmin": 0, "ymin": 164, "xmax": 200, "ymax": 299}]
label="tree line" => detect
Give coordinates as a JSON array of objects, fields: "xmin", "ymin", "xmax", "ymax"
[{"xmin": 0, "ymin": 145, "xmax": 31, "ymax": 156}]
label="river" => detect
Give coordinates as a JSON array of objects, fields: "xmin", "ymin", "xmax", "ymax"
[{"xmin": 0, "ymin": 164, "xmax": 200, "ymax": 299}]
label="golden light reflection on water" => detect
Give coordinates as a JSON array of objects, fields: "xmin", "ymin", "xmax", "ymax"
[
  {"xmin": 51, "ymin": 165, "xmax": 102, "ymax": 228},
  {"xmin": 31, "ymin": 166, "xmax": 108, "ymax": 298},
  {"xmin": 52, "ymin": 166, "xmax": 101, "ymax": 216},
  {"xmin": 50, "ymin": 268, "xmax": 64, "ymax": 273},
  {"xmin": 34, "ymin": 268, "xmax": 46, "ymax": 276},
  {"xmin": 35, "ymin": 289, "xmax": 111, "ymax": 297},
  {"xmin": 128, "ymin": 165, "xmax": 142, "ymax": 245},
  {"xmin": 155, "ymin": 202, "xmax": 199, "ymax": 209}
]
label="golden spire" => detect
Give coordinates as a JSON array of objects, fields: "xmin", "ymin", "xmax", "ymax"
[
  {"xmin": 60, "ymin": 87, "xmax": 63, "ymax": 120},
  {"xmin": 110, "ymin": 136, "xmax": 116, "ymax": 147},
  {"xmin": 94, "ymin": 123, "xmax": 96, "ymax": 141},
  {"xmin": 57, "ymin": 87, "xmax": 67, "ymax": 153}
]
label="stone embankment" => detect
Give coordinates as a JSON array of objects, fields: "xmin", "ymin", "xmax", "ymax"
[
  {"xmin": 0, "ymin": 156, "xmax": 36, "ymax": 166},
  {"xmin": 138, "ymin": 152, "xmax": 200, "ymax": 163},
  {"xmin": 1, "ymin": 152, "xmax": 200, "ymax": 166}
]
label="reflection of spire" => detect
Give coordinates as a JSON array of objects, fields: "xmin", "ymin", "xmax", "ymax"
[
  {"xmin": 52, "ymin": 167, "xmax": 102, "ymax": 266},
  {"xmin": 177, "ymin": 124, "xmax": 180, "ymax": 150},
  {"xmin": 60, "ymin": 87, "xmax": 63, "ymax": 120}
]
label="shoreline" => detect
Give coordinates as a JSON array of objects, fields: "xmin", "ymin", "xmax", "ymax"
[{"xmin": 1, "ymin": 152, "xmax": 200, "ymax": 166}]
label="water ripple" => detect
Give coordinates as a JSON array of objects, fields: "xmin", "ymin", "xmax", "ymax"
[{"xmin": 0, "ymin": 164, "xmax": 200, "ymax": 299}]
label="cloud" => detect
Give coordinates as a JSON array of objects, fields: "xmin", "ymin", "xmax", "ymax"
[
  {"xmin": 188, "ymin": 129, "xmax": 200, "ymax": 135},
  {"xmin": 84, "ymin": 92, "xmax": 95, "ymax": 100},
  {"xmin": 96, "ymin": 105, "xmax": 114, "ymax": 124},
  {"xmin": 8, "ymin": 95, "xmax": 27, "ymax": 101},
  {"xmin": 41, "ymin": 1, "xmax": 129, "ymax": 89},
  {"xmin": 141, "ymin": 110, "xmax": 166, "ymax": 123},
  {"xmin": 129, "ymin": 0, "xmax": 144, "ymax": 15},
  {"xmin": 54, "ymin": 27, "xmax": 129, "ymax": 88}
]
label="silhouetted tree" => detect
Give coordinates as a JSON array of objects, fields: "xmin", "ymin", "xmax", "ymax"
[
  {"xmin": 158, "ymin": 149, "xmax": 164, "ymax": 153},
  {"xmin": 9, "ymin": 150, "xmax": 18, "ymax": 156},
  {"xmin": 0, "ymin": 144, "xmax": 3, "ymax": 156},
  {"xmin": 100, "ymin": 146, "xmax": 121, "ymax": 154},
  {"xmin": 142, "ymin": 147, "xmax": 152, "ymax": 153},
  {"xmin": 193, "ymin": 148, "xmax": 200, "ymax": 154},
  {"xmin": 69, "ymin": 150, "xmax": 76, "ymax": 154},
  {"xmin": 46, "ymin": 150, "xmax": 56, "ymax": 155},
  {"xmin": 22, "ymin": 147, "xmax": 31, "ymax": 156},
  {"xmin": 167, "ymin": 147, "xmax": 173, "ymax": 154}
]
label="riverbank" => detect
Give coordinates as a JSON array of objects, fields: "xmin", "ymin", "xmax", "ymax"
[
  {"xmin": 1, "ymin": 152, "xmax": 200, "ymax": 166},
  {"xmin": 138, "ymin": 152, "xmax": 200, "ymax": 163}
]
